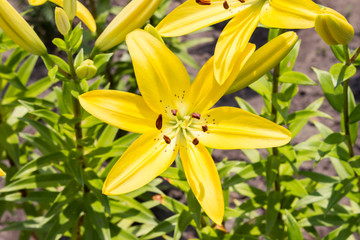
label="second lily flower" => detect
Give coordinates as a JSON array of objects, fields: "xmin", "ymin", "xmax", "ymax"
[{"xmin": 79, "ymin": 29, "xmax": 292, "ymax": 225}]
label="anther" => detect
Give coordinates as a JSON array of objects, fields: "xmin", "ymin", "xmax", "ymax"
[
  {"xmin": 223, "ymin": 1, "xmax": 229, "ymax": 9},
  {"xmin": 192, "ymin": 138, "xmax": 199, "ymax": 145},
  {"xmin": 196, "ymin": 0, "xmax": 211, "ymax": 5},
  {"xmin": 171, "ymin": 109, "xmax": 178, "ymax": 116},
  {"xmin": 163, "ymin": 135, "xmax": 171, "ymax": 144},
  {"xmin": 191, "ymin": 112, "xmax": 201, "ymax": 119},
  {"xmin": 239, "ymin": 0, "xmax": 245, "ymax": 3},
  {"xmin": 156, "ymin": 114, "xmax": 162, "ymax": 130},
  {"xmin": 202, "ymin": 125, "xmax": 208, "ymax": 132}
]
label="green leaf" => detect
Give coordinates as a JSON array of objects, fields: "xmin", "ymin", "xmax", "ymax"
[
  {"xmin": 74, "ymin": 48, "xmax": 84, "ymax": 68},
  {"xmin": 141, "ymin": 215, "xmax": 177, "ymax": 240},
  {"xmin": 84, "ymin": 193, "xmax": 111, "ymax": 240},
  {"xmin": 330, "ymin": 45, "xmax": 346, "ymax": 63},
  {"xmin": 313, "ymin": 67, "xmax": 343, "ymax": 112},
  {"xmin": 187, "ymin": 189, "xmax": 202, "ymax": 228},
  {"xmin": 326, "ymin": 178, "xmax": 354, "ymax": 213},
  {"xmin": 173, "ymin": 210, "xmax": 193, "ymax": 240},
  {"xmin": 266, "ymin": 156, "xmax": 280, "ymax": 192},
  {"xmin": 1, "ymin": 174, "xmax": 71, "ymax": 192},
  {"xmin": 52, "ymin": 38, "xmax": 67, "ymax": 51},
  {"xmin": 235, "ymin": 97, "xmax": 258, "ymax": 114},
  {"xmin": 48, "ymin": 65, "xmax": 58, "ymax": 83},
  {"xmin": 266, "ymin": 191, "xmax": 281, "ymax": 234},
  {"xmin": 68, "ymin": 23, "xmax": 83, "ymax": 53},
  {"xmin": 298, "ymin": 171, "xmax": 337, "ymax": 183},
  {"xmin": 49, "ymin": 54, "xmax": 70, "ymax": 73},
  {"xmin": 12, "ymin": 152, "xmax": 66, "ymax": 180},
  {"xmin": 96, "ymin": 125, "xmax": 118, "ymax": 147},
  {"xmin": 279, "ymin": 71, "xmax": 316, "ymax": 85},
  {"xmin": 93, "ymin": 53, "xmax": 113, "ymax": 71},
  {"xmin": 280, "ymin": 39, "xmax": 300, "ymax": 74},
  {"xmin": 285, "ymin": 210, "xmax": 303, "ymax": 240},
  {"xmin": 349, "ymin": 103, "xmax": 360, "ymax": 124},
  {"xmin": 329, "ymin": 63, "xmax": 356, "ymax": 87}
]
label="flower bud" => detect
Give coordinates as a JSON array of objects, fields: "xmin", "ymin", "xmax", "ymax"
[
  {"xmin": 63, "ymin": 0, "xmax": 76, "ymax": 20},
  {"xmin": 315, "ymin": 8, "xmax": 354, "ymax": 45},
  {"xmin": 227, "ymin": 32, "xmax": 298, "ymax": 94},
  {"xmin": 94, "ymin": 0, "xmax": 162, "ymax": 52},
  {"xmin": 55, "ymin": 7, "xmax": 70, "ymax": 35},
  {"xmin": 0, "ymin": 168, "xmax": 5, "ymax": 176},
  {"xmin": 76, "ymin": 59, "xmax": 97, "ymax": 79},
  {"xmin": 0, "ymin": 0, "xmax": 47, "ymax": 55}
]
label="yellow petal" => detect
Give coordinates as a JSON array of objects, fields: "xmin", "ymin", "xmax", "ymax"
[
  {"xmin": 79, "ymin": 90, "xmax": 157, "ymax": 134},
  {"xmin": 103, "ymin": 131, "xmax": 178, "ymax": 195},
  {"xmin": 47, "ymin": 0, "xmax": 96, "ymax": 32},
  {"xmin": 194, "ymin": 107, "xmax": 291, "ymax": 149},
  {"xmin": 126, "ymin": 30, "xmax": 191, "ymax": 117},
  {"xmin": 0, "ymin": 168, "xmax": 5, "ymax": 176},
  {"xmin": 179, "ymin": 138, "xmax": 224, "ymax": 225},
  {"xmin": 156, "ymin": 0, "xmax": 257, "ymax": 37},
  {"xmin": 227, "ymin": 31, "xmax": 298, "ymax": 94},
  {"xmin": 260, "ymin": 0, "xmax": 321, "ymax": 29},
  {"xmin": 94, "ymin": 0, "xmax": 161, "ymax": 51},
  {"xmin": 28, "ymin": 0, "xmax": 47, "ymax": 6},
  {"xmin": 214, "ymin": 3, "xmax": 262, "ymax": 84},
  {"xmin": 187, "ymin": 44, "xmax": 255, "ymax": 114},
  {"xmin": 0, "ymin": 0, "xmax": 47, "ymax": 55}
]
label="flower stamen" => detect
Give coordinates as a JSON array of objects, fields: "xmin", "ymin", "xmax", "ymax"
[
  {"xmin": 191, "ymin": 112, "xmax": 201, "ymax": 119},
  {"xmin": 202, "ymin": 125, "xmax": 208, "ymax": 132},
  {"xmin": 171, "ymin": 109, "xmax": 178, "ymax": 116},
  {"xmin": 163, "ymin": 135, "xmax": 171, "ymax": 144},
  {"xmin": 192, "ymin": 138, "xmax": 199, "ymax": 145},
  {"xmin": 156, "ymin": 114, "xmax": 162, "ymax": 130}
]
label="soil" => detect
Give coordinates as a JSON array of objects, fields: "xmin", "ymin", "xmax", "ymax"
[{"xmin": 1, "ymin": 0, "xmax": 360, "ymax": 239}]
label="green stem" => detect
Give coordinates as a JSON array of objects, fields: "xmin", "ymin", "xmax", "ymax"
[{"xmin": 342, "ymin": 45, "xmax": 354, "ymax": 158}]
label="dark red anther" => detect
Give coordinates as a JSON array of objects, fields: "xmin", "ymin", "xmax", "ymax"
[
  {"xmin": 239, "ymin": 0, "xmax": 245, "ymax": 3},
  {"xmin": 191, "ymin": 112, "xmax": 201, "ymax": 119},
  {"xmin": 196, "ymin": 0, "xmax": 211, "ymax": 5},
  {"xmin": 171, "ymin": 109, "xmax": 178, "ymax": 116},
  {"xmin": 192, "ymin": 138, "xmax": 199, "ymax": 145},
  {"xmin": 163, "ymin": 135, "xmax": 171, "ymax": 144},
  {"xmin": 156, "ymin": 114, "xmax": 162, "ymax": 130},
  {"xmin": 223, "ymin": 1, "xmax": 229, "ymax": 9},
  {"xmin": 202, "ymin": 125, "xmax": 208, "ymax": 132}
]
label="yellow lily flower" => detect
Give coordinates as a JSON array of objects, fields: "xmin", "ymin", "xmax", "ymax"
[
  {"xmin": 79, "ymin": 29, "xmax": 291, "ymax": 224},
  {"xmin": 0, "ymin": 0, "xmax": 47, "ymax": 55},
  {"xmin": 156, "ymin": 0, "xmax": 320, "ymax": 84},
  {"xmin": 93, "ymin": 0, "xmax": 162, "ymax": 52},
  {"xmin": 0, "ymin": 168, "xmax": 5, "ymax": 176},
  {"xmin": 28, "ymin": 0, "xmax": 96, "ymax": 32}
]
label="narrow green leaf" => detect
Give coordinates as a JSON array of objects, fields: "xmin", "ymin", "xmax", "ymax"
[
  {"xmin": 12, "ymin": 152, "xmax": 66, "ymax": 180},
  {"xmin": 266, "ymin": 191, "xmax": 281, "ymax": 234},
  {"xmin": 330, "ymin": 45, "xmax": 345, "ymax": 63},
  {"xmin": 235, "ymin": 97, "xmax": 258, "ymax": 115},
  {"xmin": 313, "ymin": 68, "xmax": 343, "ymax": 112},
  {"xmin": 279, "ymin": 71, "xmax": 316, "ymax": 85},
  {"xmin": 285, "ymin": 210, "xmax": 303, "ymax": 240},
  {"xmin": 329, "ymin": 63, "xmax": 356, "ymax": 87},
  {"xmin": 173, "ymin": 210, "xmax": 193, "ymax": 240},
  {"xmin": 349, "ymin": 103, "xmax": 360, "ymax": 124},
  {"xmin": 187, "ymin": 189, "xmax": 202, "ymax": 228},
  {"xmin": 1, "ymin": 174, "xmax": 71, "ymax": 192},
  {"xmin": 326, "ymin": 178, "xmax": 354, "ymax": 212}
]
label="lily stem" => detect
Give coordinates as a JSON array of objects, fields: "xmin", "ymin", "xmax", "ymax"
[{"xmin": 342, "ymin": 45, "xmax": 354, "ymax": 158}]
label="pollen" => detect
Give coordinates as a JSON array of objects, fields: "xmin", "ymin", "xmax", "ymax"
[
  {"xmin": 192, "ymin": 138, "xmax": 199, "ymax": 145},
  {"xmin": 171, "ymin": 109, "xmax": 178, "ymax": 116},
  {"xmin": 163, "ymin": 135, "xmax": 171, "ymax": 144},
  {"xmin": 202, "ymin": 125, "xmax": 208, "ymax": 132},
  {"xmin": 156, "ymin": 114, "xmax": 162, "ymax": 130},
  {"xmin": 191, "ymin": 112, "xmax": 201, "ymax": 119},
  {"xmin": 196, "ymin": 0, "xmax": 211, "ymax": 5}
]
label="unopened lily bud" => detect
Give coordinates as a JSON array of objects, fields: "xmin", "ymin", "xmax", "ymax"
[
  {"xmin": 94, "ymin": 0, "xmax": 162, "ymax": 52},
  {"xmin": 0, "ymin": 0, "xmax": 47, "ymax": 55},
  {"xmin": 227, "ymin": 31, "xmax": 298, "ymax": 94},
  {"xmin": 76, "ymin": 59, "xmax": 97, "ymax": 79},
  {"xmin": 55, "ymin": 7, "xmax": 70, "ymax": 35},
  {"xmin": 63, "ymin": 0, "xmax": 76, "ymax": 20},
  {"xmin": 0, "ymin": 168, "xmax": 5, "ymax": 176},
  {"xmin": 315, "ymin": 8, "xmax": 354, "ymax": 45}
]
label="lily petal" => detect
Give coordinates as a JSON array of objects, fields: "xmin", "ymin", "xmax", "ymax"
[
  {"xmin": 260, "ymin": 0, "xmax": 321, "ymax": 29},
  {"xmin": 103, "ymin": 131, "xmax": 178, "ymax": 195},
  {"xmin": 195, "ymin": 107, "xmax": 291, "ymax": 149},
  {"xmin": 214, "ymin": 3, "xmax": 261, "ymax": 84},
  {"xmin": 227, "ymin": 31, "xmax": 298, "ymax": 94},
  {"xmin": 187, "ymin": 44, "xmax": 255, "ymax": 114},
  {"xmin": 126, "ymin": 30, "xmax": 191, "ymax": 117},
  {"xmin": 179, "ymin": 138, "xmax": 224, "ymax": 225},
  {"xmin": 156, "ymin": 0, "xmax": 256, "ymax": 37},
  {"xmin": 79, "ymin": 90, "xmax": 157, "ymax": 134},
  {"xmin": 29, "ymin": 0, "xmax": 96, "ymax": 32},
  {"xmin": 0, "ymin": 168, "xmax": 5, "ymax": 176}
]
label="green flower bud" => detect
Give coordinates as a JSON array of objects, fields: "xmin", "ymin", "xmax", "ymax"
[
  {"xmin": 315, "ymin": 8, "xmax": 354, "ymax": 45},
  {"xmin": 76, "ymin": 59, "xmax": 97, "ymax": 79},
  {"xmin": 55, "ymin": 7, "xmax": 70, "ymax": 35},
  {"xmin": 63, "ymin": 0, "xmax": 76, "ymax": 20}
]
